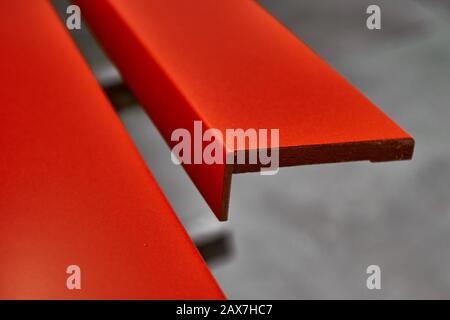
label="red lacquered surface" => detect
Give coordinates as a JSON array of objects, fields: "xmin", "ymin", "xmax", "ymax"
[
  {"xmin": 0, "ymin": 1, "xmax": 224, "ymax": 299},
  {"xmin": 77, "ymin": 0, "xmax": 414, "ymax": 220}
]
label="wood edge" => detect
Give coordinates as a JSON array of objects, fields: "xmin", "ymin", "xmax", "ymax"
[
  {"xmin": 218, "ymin": 163, "xmax": 234, "ymax": 221},
  {"xmin": 233, "ymin": 137, "xmax": 415, "ymax": 174}
]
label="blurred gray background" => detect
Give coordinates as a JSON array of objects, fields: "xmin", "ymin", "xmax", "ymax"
[{"xmin": 52, "ymin": 0, "xmax": 450, "ymax": 299}]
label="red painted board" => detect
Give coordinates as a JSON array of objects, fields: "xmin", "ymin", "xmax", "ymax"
[
  {"xmin": 77, "ymin": 0, "xmax": 414, "ymax": 221},
  {"xmin": 0, "ymin": 1, "xmax": 224, "ymax": 300}
]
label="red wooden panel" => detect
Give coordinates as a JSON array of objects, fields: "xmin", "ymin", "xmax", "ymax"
[
  {"xmin": 77, "ymin": 0, "xmax": 414, "ymax": 221},
  {"xmin": 0, "ymin": 1, "xmax": 224, "ymax": 299}
]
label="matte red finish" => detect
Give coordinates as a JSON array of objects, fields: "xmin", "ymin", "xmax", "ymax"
[
  {"xmin": 77, "ymin": 0, "xmax": 414, "ymax": 220},
  {"xmin": 0, "ymin": 1, "xmax": 224, "ymax": 299}
]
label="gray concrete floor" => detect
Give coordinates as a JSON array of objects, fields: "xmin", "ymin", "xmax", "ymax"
[{"xmin": 53, "ymin": 0, "xmax": 450, "ymax": 298}]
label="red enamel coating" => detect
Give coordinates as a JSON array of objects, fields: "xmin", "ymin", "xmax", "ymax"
[
  {"xmin": 77, "ymin": 0, "xmax": 414, "ymax": 220},
  {"xmin": 0, "ymin": 1, "xmax": 224, "ymax": 299}
]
